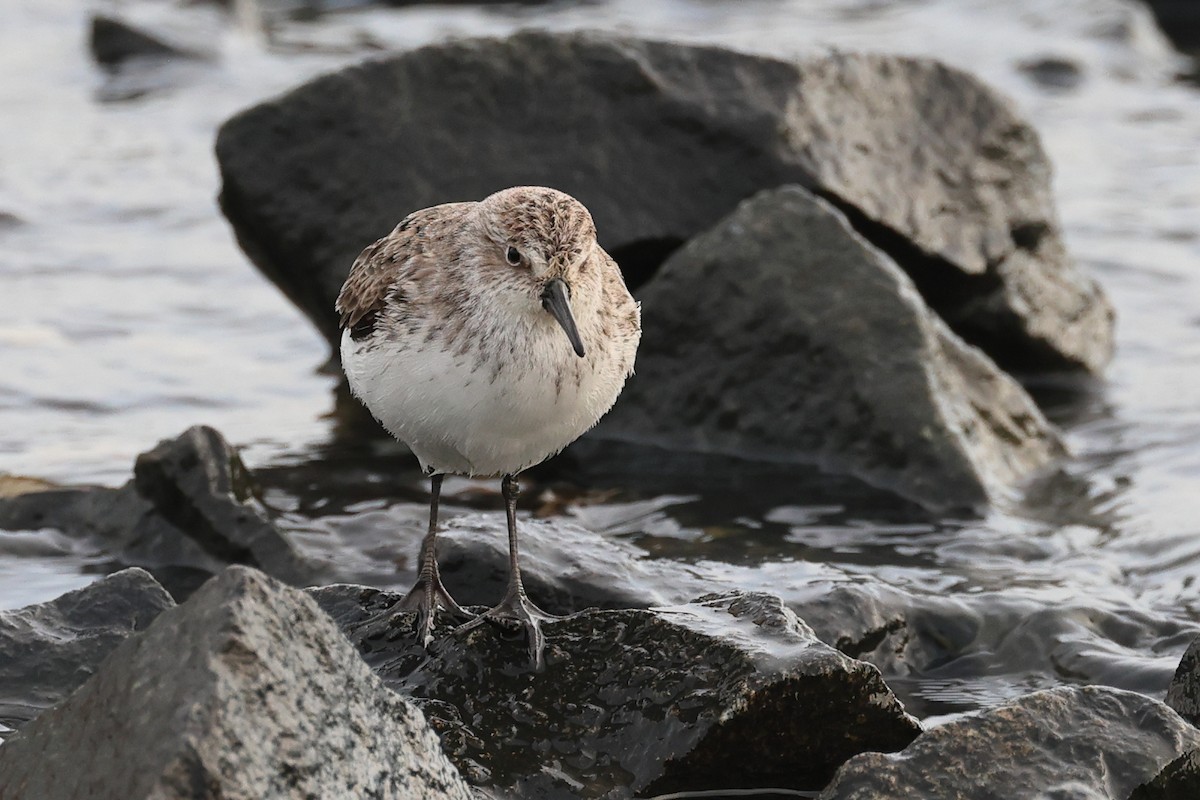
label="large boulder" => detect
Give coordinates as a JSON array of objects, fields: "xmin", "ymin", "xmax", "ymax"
[
  {"xmin": 0, "ymin": 566, "xmax": 473, "ymax": 800},
  {"xmin": 0, "ymin": 569, "xmax": 174, "ymax": 730},
  {"xmin": 312, "ymin": 586, "xmax": 922, "ymax": 798},
  {"xmin": 215, "ymin": 30, "xmax": 1113, "ymax": 373},
  {"xmin": 819, "ymin": 686, "xmax": 1200, "ymax": 799},
  {"xmin": 602, "ymin": 186, "xmax": 1064, "ymax": 510},
  {"xmin": 0, "ymin": 426, "xmax": 317, "ymax": 595}
]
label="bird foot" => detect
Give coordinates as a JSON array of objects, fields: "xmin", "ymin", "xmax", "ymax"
[
  {"xmin": 457, "ymin": 589, "xmax": 562, "ymax": 670},
  {"xmin": 395, "ymin": 574, "xmax": 475, "ymax": 648}
]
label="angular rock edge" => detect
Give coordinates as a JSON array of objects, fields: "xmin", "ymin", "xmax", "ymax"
[
  {"xmin": 0, "ymin": 566, "xmax": 472, "ymax": 800},
  {"xmin": 0, "ymin": 426, "xmax": 316, "ymax": 593},
  {"xmin": 0, "ymin": 568, "xmax": 175, "ymax": 731},
  {"xmin": 602, "ymin": 186, "xmax": 1064, "ymax": 510}
]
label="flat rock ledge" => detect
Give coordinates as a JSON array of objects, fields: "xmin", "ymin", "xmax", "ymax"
[
  {"xmin": 0, "ymin": 425, "xmax": 315, "ymax": 596},
  {"xmin": 0, "ymin": 566, "xmax": 472, "ymax": 800},
  {"xmin": 602, "ymin": 186, "xmax": 1064, "ymax": 510},
  {"xmin": 312, "ymin": 585, "xmax": 922, "ymax": 798},
  {"xmin": 216, "ymin": 29, "xmax": 1112, "ymax": 373},
  {"xmin": 819, "ymin": 685, "xmax": 1200, "ymax": 800},
  {"xmin": 0, "ymin": 568, "xmax": 174, "ymax": 731}
]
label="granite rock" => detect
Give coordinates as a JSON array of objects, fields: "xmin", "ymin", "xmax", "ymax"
[{"xmin": 0, "ymin": 566, "xmax": 472, "ymax": 800}]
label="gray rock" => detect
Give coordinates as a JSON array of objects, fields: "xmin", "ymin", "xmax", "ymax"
[
  {"xmin": 0, "ymin": 568, "xmax": 174, "ymax": 731},
  {"xmin": 819, "ymin": 686, "xmax": 1200, "ymax": 800},
  {"xmin": 603, "ymin": 186, "xmax": 1063, "ymax": 510},
  {"xmin": 1130, "ymin": 749, "xmax": 1200, "ymax": 799},
  {"xmin": 215, "ymin": 29, "xmax": 1113, "ymax": 373},
  {"xmin": 1165, "ymin": 635, "xmax": 1200, "ymax": 726},
  {"xmin": 0, "ymin": 426, "xmax": 317, "ymax": 595},
  {"xmin": 0, "ymin": 566, "xmax": 472, "ymax": 800},
  {"xmin": 311, "ymin": 586, "xmax": 921, "ymax": 798}
]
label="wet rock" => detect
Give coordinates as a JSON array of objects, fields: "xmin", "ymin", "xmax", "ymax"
[
  {"xmin": 312, "ymin": 587, "xmax": 922, "ymax": 797},
  {"xmin": 1130, "ymin": 749, "xmax": 1200, "ymax": 799},
  {"xmin": 215, "ymin": 29, "xmax": 1113, "ymax": 374},
  {"xmin": 819, "ymin": 686, "xmax": 1200, "ymax": 799},
  {"xmin": 0, "ymin": 568, "xmax": 174, "ymax": 731},
  {"xmin": 603, "ymin": 186, "xmax": 1064, "ymax": 510},
  {"xmin": 0, "ymin": 566, "xmax": 472, "ymax": 800},
  {"xmin": 1165, "ymin": 635, "xmax": 1200, "ymax": 726},
  {"xmin": 0, "ymin": 426, "xmax": 317, "ymax": 595}
]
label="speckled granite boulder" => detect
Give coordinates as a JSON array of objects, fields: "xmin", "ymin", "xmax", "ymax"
[{"xmin": 0, "ymin": 566, "xmax": 472, "ymax": 800}]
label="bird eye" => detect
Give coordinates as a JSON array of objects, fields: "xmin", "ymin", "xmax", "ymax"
[{"xmin": 505, "ymin": 246, "xmax": 522, "ymax": 267}]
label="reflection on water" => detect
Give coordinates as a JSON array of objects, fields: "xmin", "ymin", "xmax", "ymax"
[{"xmin": 1, "ymin": 0, "xmax": 1200, "ymax": 723}]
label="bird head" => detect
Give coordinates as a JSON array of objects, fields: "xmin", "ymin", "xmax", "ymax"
[{"xmin": 476, "ymin": 186, "xmax": 600, "ymax": 358}]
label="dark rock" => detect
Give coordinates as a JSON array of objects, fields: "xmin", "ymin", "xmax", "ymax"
[
  {"xmin": 89, "ymin": 14, "xmax": 205, "ymax": 68},
  {"xmin": 0, "ymin": 426, "xmax": 317, "ymax": 595},
  {"xmin": 0, "ymin": 568, "xmax": 174, "ymax": 731},
  {"xmin": 215, "ymin": 30, "xmax": 1113, "ymax": 374},
  {"xmin": 311, "ymin": 586, "xmax": 922, "ymax": 797},
  {"xmin": 819, "ymin": 686, "xmax": 1200, "ymax": 799},
  {"xmin": 1130, "ymin": 749, "xmax": 1200, "ymax": 799},
  {"xmin": 1165, "ymin": 635, "xmax": 1200, "ymax": 726},
  {"xmin": 602, "ymin": 186, "xmax": 1064, "ymax": 510},
  {"xmin": 0, "ymin": 566, "xmax": 473, "ymax": 800}
]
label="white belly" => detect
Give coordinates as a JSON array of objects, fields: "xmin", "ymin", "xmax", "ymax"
[{"xmin": 341, "ymin": 327, "xmax": 627, "ymax": 476}]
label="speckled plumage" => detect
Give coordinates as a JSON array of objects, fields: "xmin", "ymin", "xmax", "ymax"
[{"xmin": 336, "ymin": 186, "xmax": 640, "ymax": 478}]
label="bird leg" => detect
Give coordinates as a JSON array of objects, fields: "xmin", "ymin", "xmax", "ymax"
[
  {"xmin": 457, "ymin": 473, "xmax": 561, "ymax": 669},
  {"xmin": 396, "ymin": 473, "xmax": 473, "ymax": 647}
]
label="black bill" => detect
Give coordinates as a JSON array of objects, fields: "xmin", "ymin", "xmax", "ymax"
[{"xmin": 541, "ymin": 277, "xmax": 586, "ymax": 358}]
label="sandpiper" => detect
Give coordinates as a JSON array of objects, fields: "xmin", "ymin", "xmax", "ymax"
[{"xmin": 336, "ymin": 186, "xmax": 640, "ymax": 668}]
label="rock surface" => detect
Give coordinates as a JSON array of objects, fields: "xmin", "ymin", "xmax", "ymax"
[
  {"xmin": 312, "ymin": 586, "xmax": 921, "ymax": 798},
  {"xmin": 603, "ymin": 186, "xmax": 1063, "ymax": 510},
  {"xmin": 0, "ymin": 566, "xmax": 473, "ymax": 800},
  {"xmin": 819, "ymin": 686, "xmax": 1200, "ymax": 799},
  {"xmin": 215, "ymin": 29, "xmax": 1113, "ymax": 373},
  {"xmin": 0, "ymin": 426, "xmax": 316, "ymax": 596},
  {"xmin": 0, "ymin": 568, "xmax": 174, "ymax": 731},
  {"xmin": 1166, "ymin": 635, "xmax": 1200, "ymax": 726},
  {"xmin": 1130, "ymin": 749, "xmax": 1200, "ymax": 799}
]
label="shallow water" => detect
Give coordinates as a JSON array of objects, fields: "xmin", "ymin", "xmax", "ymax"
[{"xmin": 2, "ymin": 0, "xmax": 1200, "ymax": 725}]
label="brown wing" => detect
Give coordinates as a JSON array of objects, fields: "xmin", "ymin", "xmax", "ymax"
[{"xmin": 335, "ymin": 203, "xmax": 470, "ymax": 340}]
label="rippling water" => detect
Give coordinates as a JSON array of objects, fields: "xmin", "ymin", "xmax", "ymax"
[{"xmin": 2, "ymin": 0, "xmax": 1199, "ymax": 723}]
